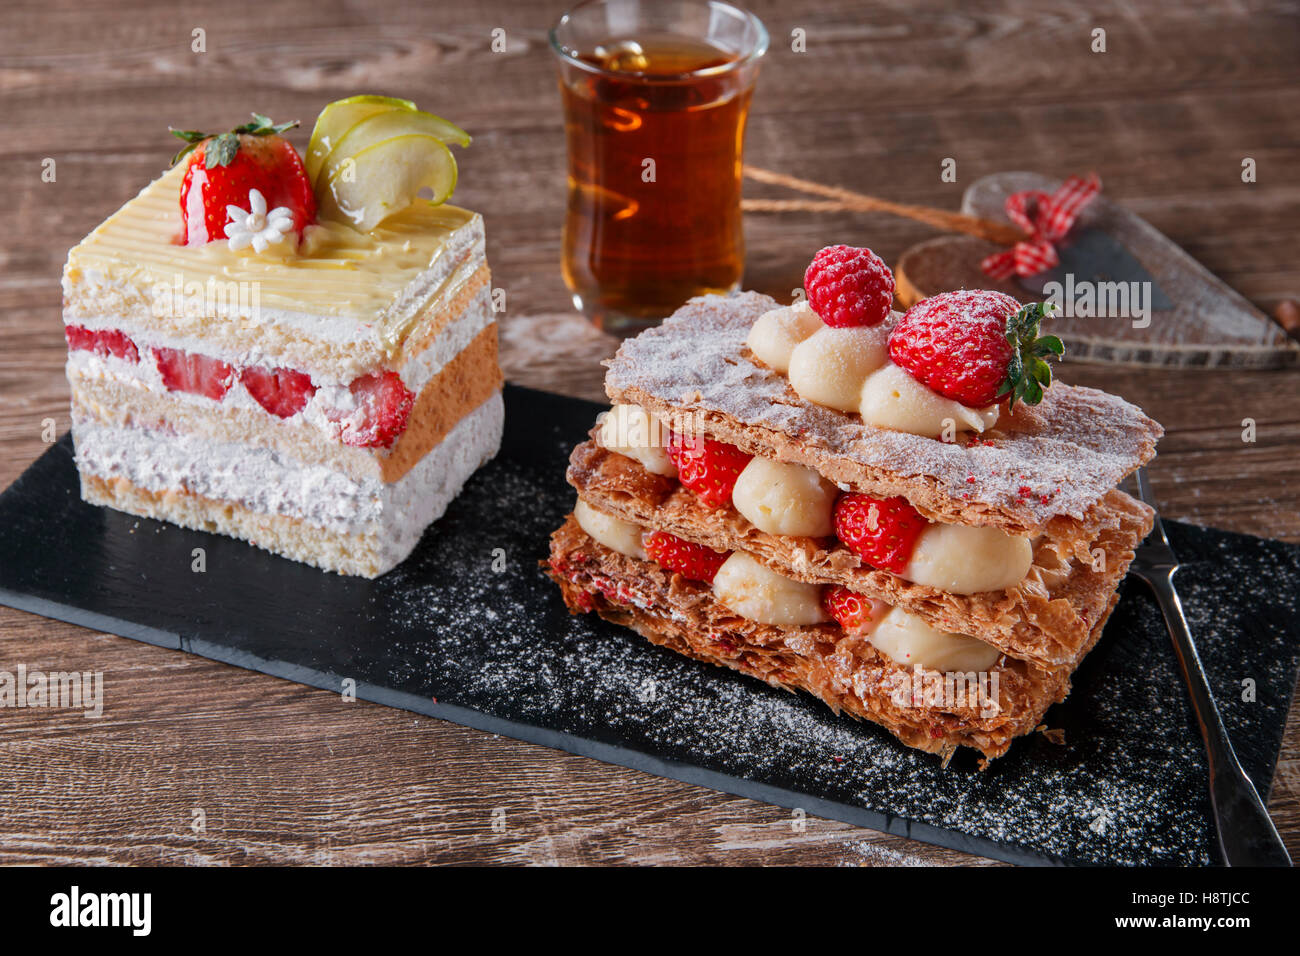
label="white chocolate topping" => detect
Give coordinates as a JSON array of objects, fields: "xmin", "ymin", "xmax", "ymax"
[
  {"xmin": 903, "ymin": 522, "xmax": 1034, "ymax": 594},
  {"xmin": 730, "ymin": 456, "xmax": 836, "ymax": 537},
  {"xmin": 868, "ymin": 606, "xmax": 1002, "ymax": 672},
  {"xmin": 859, "ymin": 362, "xmax": 999, "ymax": 438},
  {"xmin": 711, "ymin": 552, "xmax": 828, "ymax": 627},
  {"xmin": 745, "ymin": 301, "xmax": 822, "ymax": 374}
]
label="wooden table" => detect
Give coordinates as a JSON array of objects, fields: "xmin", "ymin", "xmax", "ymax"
[{"xmin": 2, "ymin": 0, "xmax": 1298, "ymax": 865}]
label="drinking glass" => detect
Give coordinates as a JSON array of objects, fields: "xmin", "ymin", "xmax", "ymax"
[{"xmin": 550, "ymin": 0, "xmax": 768, "ymax": 333}]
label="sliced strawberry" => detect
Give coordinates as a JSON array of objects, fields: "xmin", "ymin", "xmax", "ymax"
[
  {"xmin": 833, "ymin": 493, "xmax": 928, "ymax": 575},
  {"xmin": 323, "ymin": 370, "xmax": 415, "ymax": 448},
  {"xmin": 643, "ymin": 530, "xmax": 729, "ymax": 584},
  {"xmin": 240, "ymin": 365, "xmax": 316, "ymax": 418},
  {"xmin": 152, "ymin": 347, "xmax": 235, "ymax": 401},
  {"xmin": 664, "ymin": 432, "xmax": 752, "ymax": 509},
  {"xmin": 65, "ymin": 325, "xmax": 140, "ymax": 362},
  {"xmin": 822, "ymin": 585, "xmax": 881, "ymax": 634},
  {"xmin": 173, "ymin": 114, "xmax": 316, "ymax": 247}
]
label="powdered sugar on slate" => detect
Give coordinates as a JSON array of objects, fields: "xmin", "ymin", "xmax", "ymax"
[
  {"xmin": 604, "ymin": 292, "xmax": 1162, "ymax": 527},
  {"xmin": 367, "ymin": 389, "xmax": 1300, "ymax": 864}
]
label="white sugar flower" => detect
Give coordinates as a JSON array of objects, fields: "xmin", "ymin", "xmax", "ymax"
[{"xmin": 225, "ymin": 188, "xmax": 295, "ymax": 253}]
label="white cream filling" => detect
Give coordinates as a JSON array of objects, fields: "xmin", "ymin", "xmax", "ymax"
[
  {"xmin": 730, "ymin": 455, "xmax": 836, "ymax": 537},
  {"xmin": 573, "ymin": 498, "xmax": 647, "ymax": 560},
  {"xmin": 712, "ymin": 552, "xmax": 827, "ymax": 627},
  {"xmin": 903, "ymin": 522, "xmax": 1034, "ymax": 594},
  {"xmin": 596, "ymin": 404, "xmax": 676, "ymax": 476},
  {"xmin": 65, "ymin": 278, "xmax": 490, "ymax": 390},
  {"xmin": 746, "ymin": 301, "xmax": 822, "ymax": 374},
  {"xmin": 72, "ymin": 391, "xmax": 503, "ymax": 554},
  {"xmin": 859, "ymin": 362, "xmax": 999, "ymax": 438},
  {"xmin": 866, "ymin": 606, "xmax": 1002, "ymax": 672}
]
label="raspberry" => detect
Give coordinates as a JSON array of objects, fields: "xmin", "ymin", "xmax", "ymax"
[{"xmin": 803, "ymin": 244, "xmax": 895, "ymax": 328}]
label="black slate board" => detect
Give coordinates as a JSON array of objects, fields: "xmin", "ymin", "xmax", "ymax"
[{"xmin": 1, "ymin": 384, "xmax": 1297, "ymax": 866}]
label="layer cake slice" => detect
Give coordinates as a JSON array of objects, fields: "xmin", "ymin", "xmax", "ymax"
[{"xmin": 63, "ymin": 100, "xmax": 502, "ymax": 577}]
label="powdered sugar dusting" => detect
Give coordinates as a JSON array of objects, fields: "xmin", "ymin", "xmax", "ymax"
[{"xmin": 605, "ymin": 292, "xmax": 1162, "ymax": 527}]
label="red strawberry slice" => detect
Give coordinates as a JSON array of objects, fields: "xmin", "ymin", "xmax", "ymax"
[
  {"xmin": 65, "ymin": 325, "xmax": 139, "ymax": 363},
  {"xmin": 664, "ymin": 432, "xmax": 752, "ymax": 509},
  {"xmin": 822, "ymin": 585, "xmax": 880, "ymax": 634},
  {"xmin": 240, "ymin": 365, "xmax": 317, "ymax": 419},
  {"xmin": 173, "ymin": 114, "xmax": 316, "ymax": 247},
  {"xmin": 833, "ymin": 493, "xmax": 928, "ymax": 575},
  {"xmin": 152, "ymin": 347, "xmax": 235, "ymax": 401},
  {"xmin": 643, "ymin": 530, "xmax": 729, "ymax": 584},
  {"xmin": 323, "ymin": 370, "xmax": 415, "ymax": 448}
]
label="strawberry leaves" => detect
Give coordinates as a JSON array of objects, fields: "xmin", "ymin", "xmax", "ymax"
[
  {"xmin": 997, "ymin": 301, "xmax": 1064, "ymax": 410},
  {"xmin": 169, "ymin": 113, "xmax": 300, "ymax": 168}
]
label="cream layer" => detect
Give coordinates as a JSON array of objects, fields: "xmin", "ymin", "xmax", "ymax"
[{"xmin": 74, "ymin": 391, "xmax": 503, "ymax": 545}]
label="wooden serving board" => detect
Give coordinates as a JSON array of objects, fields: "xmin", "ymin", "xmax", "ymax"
[{"xmin": 895, "ymin": 172, "xmax": 1298, "ymax": 369}]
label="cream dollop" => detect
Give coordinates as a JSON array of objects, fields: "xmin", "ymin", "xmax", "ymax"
[
  {"xmin": 787, "ymin": 325, "xmax": 891, "ymax": 413},
  {"xmin": 573, "ymin": 498, "xmax": 646, "ymax": 560},
  {"xmin": 868, "ymin": 606, "xmax": 1002, "ymax": 671},
  {"xmin": 597, "ymin": 404, "xmax": 676, "ymax": 476},
  {"xmin": 904, "ymin": 523, "xmax": 1034, "ymax": 594},
  {"xmin": 730, "ymin": 456, "xmax": 837, "ymax": 537},
  {"xmin": 859, "ymin": 363, "xmax": 999, "ymax": 438},
  {"xmin": 746, "ymin": 301, "xmax": 823, "ymax": 374},
  {"xmin": 712, "ymin": 552, "xmax": 827, "ymax": 626}
]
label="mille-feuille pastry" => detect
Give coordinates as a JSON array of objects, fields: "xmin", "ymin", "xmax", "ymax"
[
  {"xmin": 62, "ymin": 98, "xmax": 502, "ymax": 577},
  {"xmin": 547, "ymin": 245, "xmax": 1161, "ymax": 763}
]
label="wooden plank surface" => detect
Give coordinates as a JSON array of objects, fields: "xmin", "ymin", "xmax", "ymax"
[{"xmin": 1, "ymin": 0, "xmax": 1298, "ymax": 866}]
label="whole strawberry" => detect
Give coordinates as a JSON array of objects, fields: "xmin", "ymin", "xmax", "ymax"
[
  {"xmin": 888, "ymin": 290, "xmax": 1063, "ymax": 409},
  {"xmin": 833, "ymin": 493, "xmax": 928, "ymax": 575},
  {"xmin": 803, "ymin": 244, "xmax": 895, "ymax": 328},
  {"xmin": 171, "ymin": 114, "xmax": 316, "ymax": 248},
  {"xmin": 665, "ymin": 432, "xmax": 752, "ymax": 509},
  {"xmin": 643, "ymin": 531, "xmax": 729, "ymax": 583}
]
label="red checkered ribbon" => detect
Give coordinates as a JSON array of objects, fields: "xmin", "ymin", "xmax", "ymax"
[{"xmin": 980, "ymin": 173, "xmax": 1101, "ymax": 279}]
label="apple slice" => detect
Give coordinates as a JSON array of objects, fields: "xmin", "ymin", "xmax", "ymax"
[
  {"xmin": 318, "ymin": 133, "xmax": 458, "ymax": 232},
  {"xmin": 305, "ymin": 94, "xmax": 417, "ymax": 182}
]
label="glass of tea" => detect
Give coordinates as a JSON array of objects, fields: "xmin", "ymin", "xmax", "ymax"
[{"xmin": 550, "ymin": 0, "xmax": 768, "ymax": 334}]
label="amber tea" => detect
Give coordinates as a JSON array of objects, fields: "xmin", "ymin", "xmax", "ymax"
[{"xmin": 552, "ymin": 2, "xmax": 767, "ymax": 332}]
